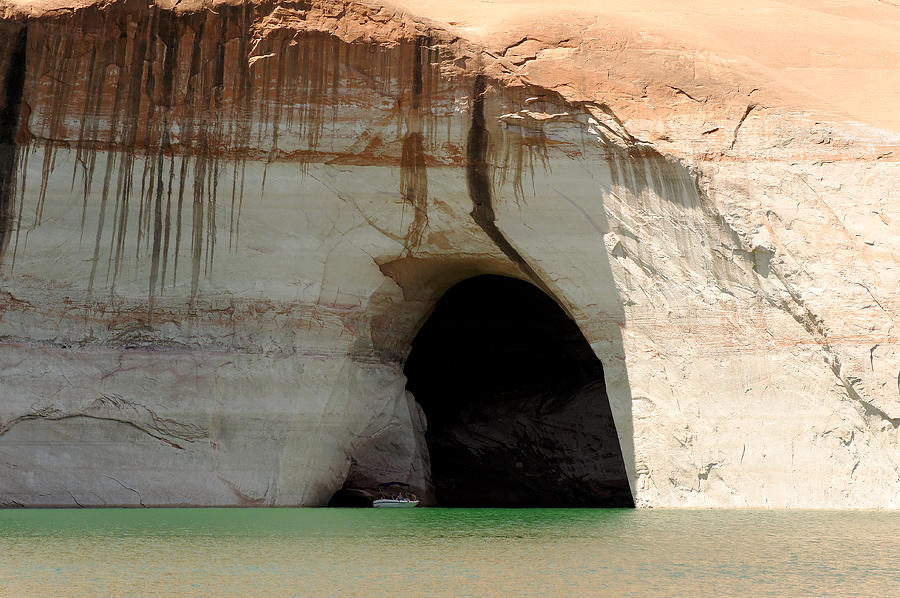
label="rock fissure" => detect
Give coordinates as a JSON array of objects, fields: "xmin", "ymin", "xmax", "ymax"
[
  {"xmin": 0, "ymin": 396, "xmax": 207, "ymax": 450},
  {"xmin": 729, "ymin": 103, "xmax": 757, "ymax": 149},
  {"xmin": 102, "ymin": 474, "xmax": 145, "ymax": 507},
  {"xmin": 767, "ymin": 267, "xmax": 899, "ymax": 427}
]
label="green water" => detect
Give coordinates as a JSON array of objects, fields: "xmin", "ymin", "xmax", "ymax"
[{"xmin": 0, "ymin": 509, "xmax": 897, "ymax": 597}]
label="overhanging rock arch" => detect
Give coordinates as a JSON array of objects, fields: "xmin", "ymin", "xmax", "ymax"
[{"xmin": 403, "ymin": 274, "xmax": 634, "ymax": 507}]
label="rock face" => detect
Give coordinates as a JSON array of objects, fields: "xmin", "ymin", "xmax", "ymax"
[{"xmin": 0, "ymin": 0, "xmax": 897, "ymax": 507}]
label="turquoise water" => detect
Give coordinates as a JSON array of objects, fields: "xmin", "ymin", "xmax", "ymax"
[{"xmin": 1, "ymin": 508, "xmax": 898, "ymax": 596}]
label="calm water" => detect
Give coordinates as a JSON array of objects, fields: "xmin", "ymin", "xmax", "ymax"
[{"xmin": 1, "ymin": 508, "xmax": 898, "ymax": 596}]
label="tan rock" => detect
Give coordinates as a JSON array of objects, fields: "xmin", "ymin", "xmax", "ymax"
[{"xmin": 0, "ymin": 0, "xmax": 897, "ymax": 507}]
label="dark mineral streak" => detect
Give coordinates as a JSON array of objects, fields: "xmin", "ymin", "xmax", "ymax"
[
  {"xmin": 0, "ymin": 26, "xmax": 27, "ymax": 257},
  {"xmin": 399, "ymin": 36, "xmax": 432, "ymax": 252},
  {"xmin": 0, "ymin": 2, "xmax": 444, "ymax": 320},
  {"xmin": 465, "ymin": 75, "xmax": 549, "ymax": 293}
]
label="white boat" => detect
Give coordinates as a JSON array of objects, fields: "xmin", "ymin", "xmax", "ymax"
[
  {"xmin": 372, "ymin": 498, "xmax": 420, "ymax": 508},
  {"xmin": 373, "ymin": 481, "xmax": 419, "ymax": 508}
]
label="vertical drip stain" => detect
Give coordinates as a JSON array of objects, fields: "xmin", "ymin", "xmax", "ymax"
[
  {"xmin": 205, "ymin": 28, "xmax": 226, "ymax": 277},
  {"xmin": 494, "ymin": 90, "xmax": 550, "ymax": 203},
  {"xmin": 148, "ymin": 131, "xmax": 166, "ymax": 321},
  {"xmin": 228, "ymin": 3, "xmax": 251, "ymax": 252},
  {"xmin": 159, "ymin": 145, "xmax": 175, "ymax": 293},
  {"xmin": 466, "ymin": 76, "xmax": 494, "ymax": 230},
  {"xmin": 35, "ymin": 34, "xmax": 72, "ymax": 229},
  {"xmin": 10, "ymin": 146, "xmax": 29, "ymax": 269},
  {"xmin": 145, "ymin": 11, "xmax": 178, "ymax": 314},
  {"xmin": 190, "ymin": 128, "xmax": 207, "ymax": 311},
  {"xmin": 0, "ymin": 25, "xmax": 27, "ymax": 257},
  {"xmin": 230, "ymin": 3, "xmax": 252, "ymax": 253},
  {"xmin": 6, "ymin": 3, "xmax": 449, "ymax": 319},
  {"xmin": 399, "ymin": 36, "xmax": 429, "ymax": 252},
  {"xmin": 109, "ymin": 144, "xmax": 130, "ymax": 290},
  {"xmin": 173, "ymin": 18, "xmax": 204, "ymax": 288},
  {"xmin": 121, "ymin": 13, "xmax": 151, "ymax": 286},
  {"xmin": 77, "ymin": 42, "xmax": 106, "ymax": 244},
  {"xmin": 205, "ymin": 147, "xmax": 215, "ymax": 277},
  {"xmin": 466, "ymin": 74, "xmax": 549, "ymax": 294},
  {"xmin": 108, "ymin": 132, "xmax": 130, "ymax": 287},
  {"xmin": 87, "ymin": 20, "xmax": 129, "ymax": 298}
]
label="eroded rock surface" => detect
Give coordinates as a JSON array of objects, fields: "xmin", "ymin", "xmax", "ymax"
[{"xmin": 0, "ymin": 0, "xmax": 897, "ymax": 507}]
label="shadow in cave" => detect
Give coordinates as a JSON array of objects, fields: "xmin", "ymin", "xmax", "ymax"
[{"xmin": 404, "ymin": 275, "xmax": 633, "ymax": 507}]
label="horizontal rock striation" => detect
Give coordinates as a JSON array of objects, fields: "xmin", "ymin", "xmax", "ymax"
[{"xmin": 0, "ymin": 0, "xmax": 897, "ymax": 507}]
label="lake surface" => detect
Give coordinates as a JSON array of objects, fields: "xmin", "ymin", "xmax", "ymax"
[{"xmin": 1, "ymin": 508, "xmax": 897, "ymax": 596}]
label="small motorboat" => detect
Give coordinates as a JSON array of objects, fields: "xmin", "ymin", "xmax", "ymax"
[{"xmin": 372, "ymin": 481, "xmax": 419, "ymax": 508}]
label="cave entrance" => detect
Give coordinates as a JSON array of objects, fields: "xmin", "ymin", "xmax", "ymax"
[{"xmin": 404, "ymin": 275, "xmax": 633, "ymax": 507}]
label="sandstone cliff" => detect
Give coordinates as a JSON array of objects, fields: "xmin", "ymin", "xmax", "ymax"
[{"xmin": 0, "ymin": 0, "xmax": 897, "ymax": 507}]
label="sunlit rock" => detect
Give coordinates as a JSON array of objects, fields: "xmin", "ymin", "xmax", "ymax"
[{"xmin": 0, "ymin": 0, "xmax": 897, "ymax": 507}]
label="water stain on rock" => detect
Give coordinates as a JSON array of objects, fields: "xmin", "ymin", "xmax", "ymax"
[
  {"xmin": 399, "ymin": 36, "xmax": 434, "ymax": 253},
  {"xmin": 465, "ymin": 74, "xmax": 549, "ymax": 294},
  {"xmin": 0, "ymin": 3, "xmax": 448, "ymax": 320},
  {"xmin": 0, "ymin": 25, "xmax": 27, "ymax": 257}
]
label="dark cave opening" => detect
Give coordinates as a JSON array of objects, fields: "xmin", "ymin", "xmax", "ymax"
[
  {"xmin": 403, "ymin": 275, "xmax": 633, "ymax": 507},
  {"xmin": 327, "ymin": 487, "xmax": 374, "ymax": 508}
]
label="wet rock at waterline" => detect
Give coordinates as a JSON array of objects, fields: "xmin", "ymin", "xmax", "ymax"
[{"xmin": 0, "ymin": 0, "xmax": 898, "ymax": 508}]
